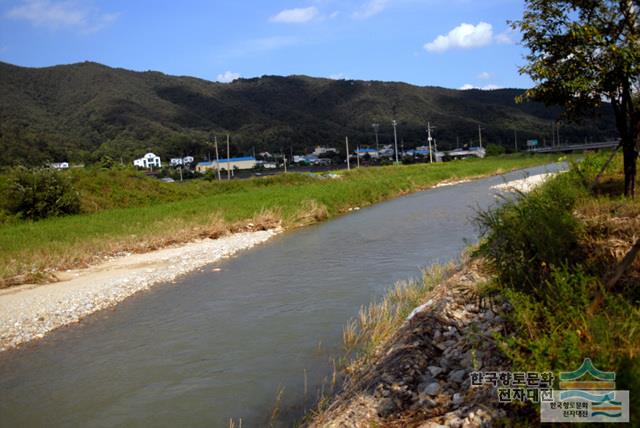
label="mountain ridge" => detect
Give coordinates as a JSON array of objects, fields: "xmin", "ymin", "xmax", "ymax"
[{"xmin": 0, "ymin": 61, "xmax": 617, "ymax": 165}]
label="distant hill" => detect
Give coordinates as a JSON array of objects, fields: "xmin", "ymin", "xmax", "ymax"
[{"xmin": 0, "ymin": 61, "xmax": 618, "ymax": 165}]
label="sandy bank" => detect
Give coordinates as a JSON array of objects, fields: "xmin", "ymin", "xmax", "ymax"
[
  {"xmin": 0, "ymin": 229, "xmax": 279, "ymax": 352},
  {"xmin": 491, "ymin": 172, "xmax": 557, "ymax": 193}
]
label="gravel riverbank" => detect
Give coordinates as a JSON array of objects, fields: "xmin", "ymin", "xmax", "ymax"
[
  {"xmin": 491, "ymin": 172, "xmax": 557, "ymax": 193},
  {"xmin": 309, "ymin": 260, "xmax": 510, "ymax": 427},
  {"xmin": 0, "ymin": 229, "xmax": 279, "ymax": 352}
]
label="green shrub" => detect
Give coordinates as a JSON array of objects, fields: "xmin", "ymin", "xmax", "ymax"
[
  {"xmin": 1, "ymin": 167, "xmax": 81, "ymax": 220},
  {"xmin": 497, "ymin": 265, "xmax": 640, "ymax": 380},
  {"xmin": 477, "ymin": 173, "xmax": 586, "ymax": 297},
  {"xmin": 477, "ymin": 155, "xmax": 640, "ymax": 420},
  {"xmin": 485, "ymin": 143, "xmax": 506, "ymax": 156}
]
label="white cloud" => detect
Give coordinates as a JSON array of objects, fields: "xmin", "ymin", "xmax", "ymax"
[
  {"xmin": 216, "ymin": 71, "xmax": 241, "ymax": 83},
  {"xmin": 328, "ymin": 73, "xmax": 347, "ymax": 80},
  {"xmin": 495, "ymin": 30, "xmax": 515, "ymax": 45},
  {"xmin": 353, "ymin": 0, "xmax": 390, "ymax": 19},
  {"xmin": 459, "ymin": 83, "xmax": 501, "ymax": 91},
  {"xmin": 6, "ymin": 0, "xmax": 118, "ymax": 33},
  {"xmin": 270, "ymin": 6, "xmax": 319, "ymax": 23},
  {"xmin": 477, "ymin": 71, "xmax": 492, "ymax": 80},
  {"xmin": 424, "ymin": 22, "xmax": 493, "ymax": 53}
]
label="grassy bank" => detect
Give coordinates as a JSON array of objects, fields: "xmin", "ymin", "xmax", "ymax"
[
  {"xmin": 476, "ymin": 153, "xmax": 640, "ymax": 421},
  {"xmin": 0, "ymin": 155, "xmax": 555, "ymax": 286},
  {"xmin": 308, "ymin": 153, "xmax": 639, "ymax": 425}
]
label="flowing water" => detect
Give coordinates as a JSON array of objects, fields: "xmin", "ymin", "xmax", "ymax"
[{"xmin": 0, "ymin": 163, "xmax": 565, "ymax": 427}]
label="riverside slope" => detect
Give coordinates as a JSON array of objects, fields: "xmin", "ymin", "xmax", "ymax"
[{"xmin": 309, "ymin": 173, "xmax": 556, "ymax": 427}]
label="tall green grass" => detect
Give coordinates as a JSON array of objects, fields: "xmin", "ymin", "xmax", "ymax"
[
  {"xmin": 0, "ymin": 155, "xmax": 556, "ymax": 283},
  {"xmin": 476, "ymin": 154, "xmax": 640, "ymax": 418}
]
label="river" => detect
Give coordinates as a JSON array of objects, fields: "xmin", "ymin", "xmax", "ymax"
[{"xmin": 0, "ymin": 163, "xmax": 564, "ymax": 427}]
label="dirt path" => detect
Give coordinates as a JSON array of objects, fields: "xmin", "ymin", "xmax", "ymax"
[{"xmin": 0, "ymin": 229, "xmax": 280, "ymax": 352}]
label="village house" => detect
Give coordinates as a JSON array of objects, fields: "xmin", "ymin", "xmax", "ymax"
[
  {"xmin": 195, "ymin": 156, "xmax": 257, "ymax": 173},
  {"xmin": 170, "ymin": 156, "xmax": 195, "ymax": 167},
  {"xmin": 355, "ymin": 148, "xmax": 379, "ymax": 158},
  {"xmin": 312, "ymin": 146, "xmax": 338, "ymax": 156},
  {"xmin": 133, "ymin": 153, "xmax": 162, "ymax": 169}
]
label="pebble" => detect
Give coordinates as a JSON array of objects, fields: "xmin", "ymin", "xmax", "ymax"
[
  {"xmin": 449, "ymin": 369, "xmax": 467, "ymax": 384},
  {"xmin": 423, "ymin": 382, "xmax": 441, "ymax": 396},
  {"xmin": 428, "ymin": 366, "xmax": 444, "ymax": 377}
]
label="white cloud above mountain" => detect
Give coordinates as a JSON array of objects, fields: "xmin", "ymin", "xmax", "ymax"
[
  {"xmin": 270, "ymin": 6, "xmax": 319, "ymax": 23},
  {"xmin": 424, "ymin": 22, "xmax": 493, "ymax": 53},
  {"xmin": 216, "ymin": 71, "xmax": 241, "ymax": 83},
  {"xmin": 6, "ymin": 0, "xmax": 118, "ymax": 33}
]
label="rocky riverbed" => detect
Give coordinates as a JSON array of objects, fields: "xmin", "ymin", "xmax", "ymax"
[
  {"xmin": 0, "ymin": 229, "xmax": 279, "ymax": 352},
  {"xmin": 309, "ymin": 260, "xmax": 510, "ymax": 427}
]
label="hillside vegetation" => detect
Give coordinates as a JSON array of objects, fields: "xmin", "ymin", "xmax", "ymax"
[{"xmin": 0, "ymin": 61, "xmax": 617, "ymax": 165}]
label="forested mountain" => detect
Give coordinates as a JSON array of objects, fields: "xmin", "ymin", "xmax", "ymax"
[{"xmin": 0, "ymin": 61, "xmax": 617, "ymax": 165}]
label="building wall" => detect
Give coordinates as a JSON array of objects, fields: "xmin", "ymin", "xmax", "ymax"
[{"xmin": 197, "ymin": 159, "xmax": 256, "ymax": 172}]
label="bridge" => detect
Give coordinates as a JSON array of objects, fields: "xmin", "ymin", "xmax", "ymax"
[{"xmin": 527, "ymin": 140, "xmax": 619, "ymax": 154}]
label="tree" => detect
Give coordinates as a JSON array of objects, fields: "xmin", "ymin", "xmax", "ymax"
[
  {"xmin": 514, "ymin": 0, "xmax": 640, "ymax": 196},
  {"xmin": 486, "ymin": 143, "xmax": 507, "ymax": 156}
]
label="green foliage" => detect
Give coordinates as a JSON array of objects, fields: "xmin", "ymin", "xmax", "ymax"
[
  {"xmin": 497, "ymin": 264, "xmax": 640, "ymax": 383},
  {"xmin": 0, "ymin": 61, "xmax": 618, "ymax": 166},
  {"xmin": 514, "ymin": 1, "xmax": 640, "ymax": 117},
  {"xmin": 477, "ymin": 155, "xmax": 640, "ymax": 419},
  {"xmin": 514, "ymin": 0, "xmax": 639, "ymax": 195},
  {"xmin": 485, "ymin": 143, "xmax": 506, "ymax": 156},
  {"xmin": 0, "ymin": 167, "xmax": 80, "ymax": 220},
  {"xmin": 477, "ymin": 171, "xmax": 586, "ymax": 295}
]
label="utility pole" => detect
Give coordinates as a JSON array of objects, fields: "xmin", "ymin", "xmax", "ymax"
[
  {"xmin": 214, "ymin": 136, "xmax": 221, "ymax": 181},
  {"xmin": 283, "ymin": 153, "xmax": 287, "ymax": 173},
  {"xmin": 345, "ymin": 137, "xmax": 351, "ymax": 170},
  {"xmin": 478, "ymin": 125, "xmax": 484, "ymax": 149},
  {"xmin": 427, "ymin": 122, "xmax": 435, "ymax": 163},
  {"xmin": 392, "ymin": 120, "xmax": 399, "ymax": 164},
  {"xmin": 372, "ymin": 123, "xmax": 380, "ymax": 153},
  {"xmin": 226, "ymin": 134, "xmax": 231, "ymax": 180},
  {"xmin": 356, "ymin": 145, "xmax": 360, "ymax": 168}
]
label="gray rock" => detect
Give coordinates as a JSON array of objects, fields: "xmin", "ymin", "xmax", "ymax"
[
  {"xmin": 424, "ymin": 382, "xmax": 441, "ymax": 396},
  {"xmin": 428, "ymin": 365, "xmax": 444, "ymax": 377},
  {"xmin": 449, "ymin": 369, "xmax": 467, "ymax": 384},
  {"xmin": 453, "ymin": 392, "xmax": 464, "ymax": 405}
]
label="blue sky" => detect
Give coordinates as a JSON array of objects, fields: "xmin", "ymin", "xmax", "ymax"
[{"xmin": 0, "ymin": 0, "xmax": 533, "ymax": 89}]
